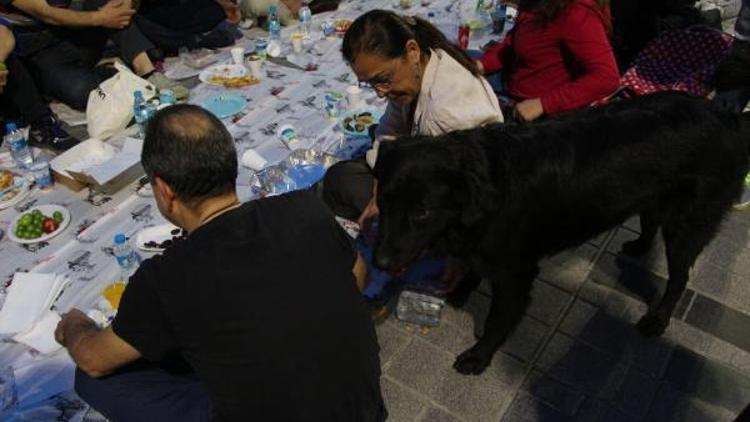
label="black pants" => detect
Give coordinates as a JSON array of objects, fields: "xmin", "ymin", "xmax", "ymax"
[
  {"xmin": 322, "ymin": 158, "xmax": 374, "ymax": 221},
  {"xmin": 133, "ymin": 15, "xmax": 234, "ymax": 54},
  {"xmin": 75, "ymin": 361, "xmax": 214, "ymax": 422},
  {"xmin": 0, "ymin": 54, "xmax": 50, "ymax": 124}
]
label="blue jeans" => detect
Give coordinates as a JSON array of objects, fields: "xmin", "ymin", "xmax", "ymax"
[{"xmin": 75, "ymin": 362, "xmax": 213, "ymax": 422}]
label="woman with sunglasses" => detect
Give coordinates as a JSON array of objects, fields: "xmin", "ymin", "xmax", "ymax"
[
  {"xmin": 322, "ymin": 10, "xmax": 503, "ymax": 316},
  {"xmin": 479, "ymin": 0, "xmax": 619, "ymax": 122}
]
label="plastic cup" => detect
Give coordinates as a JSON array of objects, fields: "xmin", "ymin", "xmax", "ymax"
[
  {"xmin": 241, "ymin": 148, "xmax": 268, "ymax": 171},
  {"xmin": 324, "ymin": 91, "xmax": 344, "ymax": 118},
  {"xmin": 231, "ymin": 47, "xmax": 245, "ymax": 65},
  {"xmin": 103, "ymin": 282, "xmax": 126, "ymax": 310},
  {"xmin": 277, "ymin": 124, "xmax": 301, "ymax": 149},
  {"xmin": 248, "ymin": 55, "xmax": 262, "ymax": 78},
  {"xmin": 291, "ymin": 33, "xmax": 303, "ymax": 53},
  {"xmin": 255, "ymin": 38, "xmax": 268, "ymax": 59},
  {"xmin": 346, "ymin": 85, "xmax": 363, "ymax": 109},
  {"xmin": 30, "ymin": 161, "xmax": 54, "ymax": 191}
]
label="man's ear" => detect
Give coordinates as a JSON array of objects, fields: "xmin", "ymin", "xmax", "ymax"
[{"xmin": 153, "ymin": 176, "xmax": 176, "ymax": 211}]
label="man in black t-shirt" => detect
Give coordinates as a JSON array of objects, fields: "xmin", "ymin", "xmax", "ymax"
[{"xmin": 54, "ymin": 105, "xmax": 385, "ymax": 422}]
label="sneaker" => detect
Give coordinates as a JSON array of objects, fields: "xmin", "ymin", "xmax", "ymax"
[
  {"xmin": 147, "ymin": 72, "xmax": 189, "ymax": 100},
  {"xmin": 28, "ymin": 115, "xmax": 80, "ymax": 152}
]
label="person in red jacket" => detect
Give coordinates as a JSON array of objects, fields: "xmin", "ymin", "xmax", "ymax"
[{"xmin": 479, "ymin": 0, "xmax": 620, "ymax": 121}]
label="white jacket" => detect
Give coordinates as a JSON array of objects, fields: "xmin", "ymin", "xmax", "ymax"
[{"xmin": 367, "ymin": 48, "xmax": 503, "ymax": 168}]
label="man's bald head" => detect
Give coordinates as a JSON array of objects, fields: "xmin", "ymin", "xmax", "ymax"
[{"xmin": 142, "ymin": 105, "xmax": 238, "ymax": 203}]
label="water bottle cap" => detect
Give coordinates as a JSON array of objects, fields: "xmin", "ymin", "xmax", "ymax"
[
  {"xmin": 269, "ymin": 5, "xmax": 276, "ymax": 14},
  {"xmin": 134, "ymin": 90, "xmax": 143, "ymax": 99},
  {"xmin": 5, "ymin": 122, "xmax": 17, "ymax": 132},
  {"xmin": 114, "ymin": 233, "xmax": 127, "ymax": 244}
]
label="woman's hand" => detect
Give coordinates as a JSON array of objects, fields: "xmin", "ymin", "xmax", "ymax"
[
  {"xmin": 514, "ymin": 98, "xmax": 544, "ymax": 122},
  {"xmin": 357, "ymin": 197, "xmax": 379, "ymax": 231},
  {"xmin": 476, "ymin": 59, "xmax": 485, "ymax": 74}
]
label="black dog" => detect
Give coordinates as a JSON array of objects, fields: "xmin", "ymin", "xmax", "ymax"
[{"xmin": 372, "ymin": 92, "xmax": 750, "ymax": 375}]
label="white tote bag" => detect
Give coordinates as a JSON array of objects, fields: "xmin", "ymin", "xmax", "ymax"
[{"xmin": 86, "ymin": 62, "xmax": 155, "ymax": 140}]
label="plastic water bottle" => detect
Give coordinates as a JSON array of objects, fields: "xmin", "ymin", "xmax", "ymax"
[
  {"xmin": 4, "ymin": 123, "xmax": 33, "ymax": 169},
  {"xmin": 299, "ymin": 1, "xmax": 312, "ymax": 39},
  {"xmin": 113, "ymin": 233, "xmax": 141, "ymax": 280},
  {"xmin": 492, "ymin": 0, "xmax": 507, "ymax": 34},
  {"xmin": 133, "ymin": 91, "xmax": 154, "ymax": 139},
  {"xmin": 396, "ymin": 289, "xmax": 446, "ymax": 327},
  {"xmin": 475, "ymin": 0, "xmax": 485, "ymax": 12},
  {"xmin": 268, "ymin": 5, "xmax": 281, "ymax": 42}
]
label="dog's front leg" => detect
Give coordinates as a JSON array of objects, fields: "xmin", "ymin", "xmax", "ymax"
[{"xmin": 453, "ymin": 264, "xmax": 537, "ymax": 375}]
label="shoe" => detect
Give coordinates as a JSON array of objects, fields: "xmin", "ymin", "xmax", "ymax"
[
  {"xmin": 28, "ymin": 116, "xmax": 80, "ymax": 152},
  {"xmin": 147, "ymin": 72, "xmax": 189, "ymax": 100}
]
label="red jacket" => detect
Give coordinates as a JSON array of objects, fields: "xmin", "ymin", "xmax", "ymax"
[{"xmin": 480, "ymin": 0, "xmax": 619, "ymax": 115}]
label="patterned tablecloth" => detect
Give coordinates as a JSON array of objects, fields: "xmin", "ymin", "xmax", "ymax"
[{"xmin": 0, "ymin": 0, "xmax": 501, "ymax": 418}]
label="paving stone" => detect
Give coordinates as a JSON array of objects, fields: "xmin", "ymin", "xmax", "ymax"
[
  {"xmin": 588, "ymin": 252, "xmax": 668, "ymax": 306},
  {"xmin": 442, "ymin": 292, "xmax": 491, "ymax": 336},
  {"xmin": 663, "ymin": 319, "xmax": 750, "ymax": 376},
  {"xmin": 704, "ymin": 238, "xmax": 750, "ymax": 279},
  {"xmin": 663, "ymin": 346, "xmax": 750, "ymax": 413},
  {"xmin": 385, "ymin": 338, "xmax": 522, "ymax": 422},
  {"xmin": 527, "ymin": 280, "xmax": 572, "ymax": 325},
  {"xmin": 622, "ymin": 216, "xmax": 641, "ymax": 233},
  {"xmin": 558, "ymin": 298, "xmax": 674, "ymax": 377},
  {"xmin": 586, "ymin": 230, "xmax": 613, "ymax": 248},
  {"xmin": 522, "ymin": 370, "xmax": 587, "ymax": 417},
  {"xmin": 501, "ymin": 392, "xmax": 570, "ymax": 422},
  {"xmin": 684, "ymin": 294, "xmax": 750, "ymax": 353},
  {"xmin": 693, "ymin": 263, "xmax": 750, "ymax": 315},
  {"xmin": 576, "ymin": 281, "xmax": 649, "ymax": 327},
  {"xmin": 376, "ymin": 321, "xmax": 414, "ymax": 368},
  {"xmin": 381, "ymin": 376, "xmax": 427, "ymax": 422},
  {"xmin": 417, "ymin": 406, "xmax": 464, "ymax": 422},
  {"xmin": 609, "ymin": 366, "xmax": 661, "ymax": 419},
  {"xmin": 606, "ymin": 228, "xmax": 670, "ymax": 279},
  {"xmin": 646, "ymin": 382, "xmax": 737, "ymax": 422},
  {"xmin": 673, "ymin": 289, "xmax": 696, "ymax": 321},
  {"xmin": 535, "ymin": 333, "xmax": 626, "ymax": 395},
  {"xmin": 538, "ymin": 244, "xmax": 599, "ymax": 292}
]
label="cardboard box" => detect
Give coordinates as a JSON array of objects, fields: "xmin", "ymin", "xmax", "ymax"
[{"xmin": 50, "ymin": 138, "xmax": 144, "ymax": 195}]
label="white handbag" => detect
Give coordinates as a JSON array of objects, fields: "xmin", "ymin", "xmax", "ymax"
[{"xmin": 86, "ymin": 62, "xmax": 155, "ymax": 140}]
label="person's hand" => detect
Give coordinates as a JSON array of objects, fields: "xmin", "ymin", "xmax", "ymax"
[
  {"xmin": 0, "ymin": 69, "xmax": 7, "ymax": 94},
  {"xmin": 357, "ymin": 197, "xmax": 379, "ymax": 232},
  {"xmin": 223, "ymin": 2, "xmax": 241, "ymax": 24},
  {"xmin": 514, "ymin": 98, "xmax": 544, "ymax": 122},
  {"xmin": 54, "ymin": 309, "xmax": 93, "ymax": 347},
  {"xmin": 281, "ymin": 0, "xmax": 303, "ymax": 14},
  {"xmin": 95, "ymin": 0, "xmax": 135, "ymax": 29},
  {"xmin": 476, "ymin": 59, "xmax": 484, "ymax": 74}
]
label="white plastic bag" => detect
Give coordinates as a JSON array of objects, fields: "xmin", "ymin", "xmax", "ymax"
[{"xmin": 86, "ymin": 62, "xmax": 155, "ymax": 140}]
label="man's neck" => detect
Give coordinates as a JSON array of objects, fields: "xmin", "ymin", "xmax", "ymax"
[{"xmin": 181, "ymin": 193, "xmax": 241, "ymax": 233}]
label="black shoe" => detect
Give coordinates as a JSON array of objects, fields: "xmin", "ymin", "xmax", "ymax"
[{"xmin": 28, "ymin": 116, "xmax": 79, "ymax": 152}]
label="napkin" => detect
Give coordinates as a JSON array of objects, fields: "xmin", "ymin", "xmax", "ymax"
[
  {"xmin": 0, "ymin": 273, "xmax": 68, "ymax": 335},
  {"xmin": 13, "ymin": 311, "xmax": 62, "ymax": 355}
]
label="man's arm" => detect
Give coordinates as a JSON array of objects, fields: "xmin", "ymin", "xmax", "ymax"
[
  {"xmin": 214, "ymin": 0, "xmax": 240, "ymax": 24},
  {"xmin": 10, "ymin": 0, "xmax": 134, "ymax": 28},
  {"xmin": 55, "ymin": 309, "xmax": 141, "ymax": 378}
]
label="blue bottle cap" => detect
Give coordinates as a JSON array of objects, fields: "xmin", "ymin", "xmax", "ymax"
[
  {"xmin": 5, "ymin": 122, "xmax": 17, "ymax": 132},
  {"xmin": 114, "ymin": 233, "xmax": 127, "ymax": 244}
]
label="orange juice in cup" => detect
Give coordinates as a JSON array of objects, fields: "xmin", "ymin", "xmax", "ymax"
[{"xmin": 103, "ymin": 282, "xmax": 126, "ymax": 309}]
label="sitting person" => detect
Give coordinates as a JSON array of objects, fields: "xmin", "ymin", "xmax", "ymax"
[
  {"xmin": 0, "ymin": 18, "xmax": 77, "ymax": 150},
  {"xmin": 322, "ymin": 10, "xmax": 503, "ymax": 310},
  {"xmin": 55, "ymin": 105, "xmax": 385, "ymax": 422},
  {"xmin": 133, "ymin": 0, "xmax": 242, "ymax": 54},
  {"xmin": 479, "ymin": 0, "xmax": 620, "ymax": 121},
  {"xmin": 1, "ymin": 0, "xmax": 188, "ymax": 110}
]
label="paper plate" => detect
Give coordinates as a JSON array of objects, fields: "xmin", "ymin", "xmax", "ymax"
[
  {"xmin": 198, "ymin": 64, "xmax": 248, "ymax": 85},
  {"xmin": 200, "ymin": 94, "xmax": 248, "ymax": 118},
  {"xmin": 8, "ymin": 204, "xmax": 71, "ymax": 244},
  {"xmin": 339, "ymin": 109, "xmax": 381, "ymax": 137},
  {"xmin": 0, "ymin": 176, "xmax": 31, "ymax": 210},
  {"xmin": 135, "ymin": 223, "xmax": 185, "ymax": 252}
]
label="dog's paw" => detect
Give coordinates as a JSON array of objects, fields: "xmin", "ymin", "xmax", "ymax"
[
  {"xmin": 636, "ymin": 313, "xmax": 668, "ymax": 337},
  {"xmin": 453, "ymin": 348, "xmax": 491, "ymax": 375},
  {"xmin": 621, "ymin": 239, "xmax": 651, "ymax": 257}
]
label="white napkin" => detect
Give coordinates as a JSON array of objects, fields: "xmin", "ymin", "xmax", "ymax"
[
  {"xmin": 13, "ymin": 311, "xmax": 62, "ymax": 355},
  {"xmin": 0, "ymin": 273, "xmax": 68, "ymax": 335}
]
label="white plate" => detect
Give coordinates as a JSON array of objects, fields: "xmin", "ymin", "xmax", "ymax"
[
  {"xmin": 135, "ymin": 223, "xmax": 183, "ymax": 252},
  {"xmin": 198, "ymin": 64, "xmax": 248, "ymax": 86},
  {"xmin": 8, "ymin": 204, "xmax": 71, "ymax": 244},
  {"xmin": 0, "ymin": 177, "xmax": 31, "ymax": 210}
]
